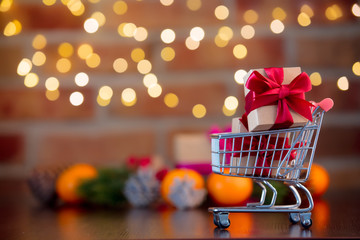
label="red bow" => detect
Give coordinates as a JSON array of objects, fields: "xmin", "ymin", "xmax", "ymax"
[
  {"xmin": 245, "ymin": 68, "xmax": 313, "ymax": 129},
  {"xmin": 231, "ymin": 135, "xmax": 295, "ymax": 176}
]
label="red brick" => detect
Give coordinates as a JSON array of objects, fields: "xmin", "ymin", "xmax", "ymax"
[
  {"xmin": 38, "ymin": 130, "xmax": 155, "ymax": 166},
  {"xmin": 0, "ymin": 134, "xmax": 24, "ymax": 163},
  {"xmin": 0, "ymin": 88, "xmax": 94, "ymax": 120},
  {"xmin": 297, "ymin": 36, "xmax": 360, "ymax": 68},
  {"xmin": 167, "ymin": 37, "xmax": 285, "ymax": 71},
  {"xmin": 110, "ymin": 81, "xmax": 228, "ymax": 118}
]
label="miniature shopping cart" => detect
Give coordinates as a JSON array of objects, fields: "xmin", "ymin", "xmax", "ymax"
[{"xmin": 209, "ymin": 103, "xmax": 332, "ymax": 229}]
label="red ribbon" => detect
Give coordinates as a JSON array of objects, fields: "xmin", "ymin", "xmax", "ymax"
[
  {"xmin": 231, "ymin": 135, "xmax": 295, "ymax": 176},
  {"xmin": 245, "ymin": 68, "xmax": 313, "ymax": 130}
]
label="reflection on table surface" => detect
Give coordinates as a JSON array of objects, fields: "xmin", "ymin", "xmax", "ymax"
[{"xmin": 0, "ymin": 180, "xmax": 359, "ymax": 239}]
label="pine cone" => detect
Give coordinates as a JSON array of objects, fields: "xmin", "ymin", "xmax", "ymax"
[
  {"xmin": 27, "ymin": 166, "xmax": 64, "ymax": 206},
  {"xmin": 124, "ymin": 169, "xmax": 160, "ymax": 207}
]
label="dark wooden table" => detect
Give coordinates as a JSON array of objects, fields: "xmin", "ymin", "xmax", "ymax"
[{"xmin": 1, "ymin": 180, "xmax": 360, "ymax": 239}]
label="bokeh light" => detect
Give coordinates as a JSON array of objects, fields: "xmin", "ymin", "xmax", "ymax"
[
  {"xmin": 337, "ymin": 76, "xmax": 349, "ymax": 91},
  {"xmin": 17, "ymin": 58, "xmax": 32, "ymax": 76},
  {"xmin": 123, "ymin": 23, "xmax": 137, "ymax": 37},
  {"xmin": 143, "ymin": 73, "xmax": 158, "ymax": 88},
  {"xmin": 243, "ymin": 10, "xmax": 258, "ymax": 24},
  {"xmin": 301, "ymin": 4, "xmax": 314, "ymax": 18},
  {"xmin": 75, "ymin": 72, "xmax": 89, "ymax": 87},
  {"xmin": 32, "ymin": 51, "xmax": 46, "ymax": 66},
  {"xmin": 32, "ymin": 34, "xmax": 47, "ymax": 50},
  {"xmin": 186, "ymin": 0, "xmax": 201, "ymax": 11},
  {"xmin": 46, "ymin": 90, "xmax": 60, "ymax": 101},
  {"xmin": 134, "ymin": 27, "xmax": 148, "ymax": 41},
  {"xmin": 85, "ymin": 53, "xmax": 101, "ymax": 68},
  {"xmin": 0, "ymin": 0, "xmax": 13, "ymax": 12},
  {"xmin": 121, "ymin": 88, "xmax": 137, "ymax": 106},
  {"xmin": 131, "ymin": 48, "xmax": 145, "ymax": 63},
  {"xmin": 241, "ymin": 25, "xmax": 255, "ymax": 39},
  {"xmin": 190, "ymin": 27, "xmax": 205, "ymax": 41},
  {"xmin": 113, "ymin": 1, "xmax": 128, "ymax": 15},
  {"xmin": 224, "ymin": 96, "xmax": 238, "ymax": 111},
  {"xmin": 70, "ymin": 91, "xmax": 84, "ymax": 106},
  {"xmin": 309, "ymin": 72, "xmax": 322, "ymax": 86},
  {"xmin": 77, "ymin": 44, "xmax": 93, "ymax": 59},
  {"xmin": 192, "ymin": 104, "xmax": 206, "ymax": 118},
  {"xmin": 352, "ymin": 3, "xmax": 360, "ymax": 17},
  {"xmin": 218, "ymin": 26, "xmax": 233, "ymax": 41},
  {"xmin": 164, "ymin": 93, "xmax": 179, "ymax": 108},
  {"xmin": 270, "ymin": 19, "xmax": 285, "ymax": 34},
  {"xmin": 214, "ymin": 5, "xmax": 229, "ymax": 20},
  {"xmin": 298, "ymin": 12, "xmax": 311, "ymax": 27},
  {"xmin": 113, "ymin": 58, "xmax": 128, "ymax": 73},
  {"xmin": 272, "ymin": 7, "xmax": 286, "ymax": 21},
  {"xmin": 99, "ymin": 86, "xmax": 113, "ymax": 100},
  {"xmin": 45, "ymin": 77, "xmax": 60, "ymax": 91},
  {"xmin": 3, "ymin": 20, "xmax": 21, "ymax": 36},
  {"xmin": 160, "ymin": 0, "xmax": 174, "ymax": 6},
  {"xmin": 161, "ymin": 29, "xmax": 176, "ymax": 44},
  {"xmin": 352, "ymin": 62, "xmax": 360, "ymax": 76},
  {"xmin": 185, "ymin": 36, "xmax": 200, "ymax": 50},
  {"xmin": 56, "ymin": 58, "xmax": 72, "ymax": 73},
  {"xmin": 233, "ymin": 44, "xmax": 247, "ymax": 59},
  {"xmin": 24, "ymin": 73, "xmax": 39, "ymax": 88},
  {"xmin": 97, "ymin": 95, "xmax": 111, "ymax": 107},
  {"xmin": 325, "ymin": 4, "xmax": 342, "ymax": 21},
  {"xmin": 234, "ymin": 69, "xmax": 247, "ymax": 84},
  {"xmin": 214, "ymin": 35, "xmax": 228, "ymax": 48},
  {"xmin": 222, "ymin": 105, "xmax": 236, "ymax": 117},
  {"xmin": 147, "ymin": 83, "xmax": 162, "ymax": 98},
  {"xmin": 58, "ymin": 42, "xmax": 74, "ymax": 58},
  {"xmin": 84, "ymin": 18, "xmax": 99, "ymax": 33},
  {"xmin": 137, "ymin": 59, "xmax": 152, "ymax": 74},
  {"xmin": 91, "ymin": 12, "xmax": 106, "ymax": 27},
  {"xmin": 161, "ymin": 47, "xmax": 175, "ymax": 62}
]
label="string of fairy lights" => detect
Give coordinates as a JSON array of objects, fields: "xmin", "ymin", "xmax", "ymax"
[{"xmin": 2, "ymin": 0, "xmax": 360, "ymax": 118}]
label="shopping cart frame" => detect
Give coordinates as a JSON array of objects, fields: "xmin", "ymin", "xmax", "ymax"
[{"xmin": 208, "ymin": 106, "xmax": 326, "ymax": 229}]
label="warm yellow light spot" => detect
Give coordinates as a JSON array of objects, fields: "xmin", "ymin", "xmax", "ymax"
[
  {"xmin": 214, "ymin": 34, "xmax": 228, "ymax": 48},
  {"xmin": 24, "ymin": 73, "xmax": 39, "ymax": 88},
  {"xmin": 56, "ymin": 58, "xmax": 72, "ymax": 73},
  {"xmin": 325, "ymin": 4, "xmax": 343, "ymax": 21},
  {"xmin": 241, "ymin": 25, "xmax": 255, "ymax": 39},
  {"xmin": 67, "ymin": 0, "xmax": 83, "ymax": 14},
  {"xmin": 121, "ymin": 88, "xmax": 136, "ymax": 106},
  {"xmin": 117, "ymin": 23, "xmax": 126, "ymax": 37},
  {"xmin": 222, "ymin": 105, "xmax": 236, "ymax": 117},
  {"xmin": 70, "ymin": 91, "xmax": 84, "ymax": 106},
  {"xmin": 70, "ymin": 2, "xmax": 85, "ymax": 16},
  {"xmin": 352, "ymin": 62, "xmax": 360, "ymax": 76},
  {"xmin": 77, "ymin": 44, "xmax": 93, "ymax": 59},
  {"xmin": 84, "ymin": 18, "xmax": 99, "ymax": 33},
  {"xmin": 91, "ymin": 12, "xmax": 106, "ymax": 27},
  {"xmin": 32, "ymin": 51, "xmax": 46, "ymax": 66},
  {"xmin": 42, "ymin": 0, "xmax": 56, "ymax": 6},
  {"xmin": 160, "ymin": 0, "xmax": 173, "ymax": 6},
  {"xmin": 143, "ymin": 73, "xmax": 158, "ymax": 88},
  {"xmin": 58, "ymin": 42, "xmax": 74, "ymax": 58},
  {"xmin": 137, "ymin": 59, "xmax": 152, "ymax": 74},
  {"xmin": 17, "ymin": 58, "xmax": 32, "ymax": 76},
  {"xmin": 123, "ymin": 23, "xmax": 137, "ymax": 37},
  {"xmin": 134, "ymin": 27, "xmax": 148, "ymax": 41},
  {"xmin": 190, "ymin": 27, "xmax": 205, "ymax": 41},
  {"xmin": 233, "ymin": 44, "xmax": 247, "ymax": 59},
  {"xmin": 45, "ymin": 77, "xmax": 60, "ymax": 91},
  {"xmin": 147, "ymin": 84, "xmax": 162, "ymax": 98},
  {"xmin": 113, "ymin": 58, "xmax": 128, "ymax": 73},
  {"xmin": 243, "ymin": 10, "xmax": 258, "ymax": 24},
  {"xmin": 75, "ymin": 72, "xmax": 89, "ymax": 87},
  {"xmin": 85, "ymin": 53, "xmax": 101, "ymax": 68},
  {"xmin": 161, "ymin": 29, "xmax": 176, "ymax": 44},
  {"xmin": 164, "ymin": 93, "xmax": 179, "ymax": 108},
  {"xmin": 301, "ymin": 4, "xmax": 314, "ymax": 18},
  {"xmin": 61, "ymin": 0, "xmax": 70, "ymax": 5},
  {"xmin": 337, "ymin": 76, "xmax": 349, "ymax": 91},
  {"xmin": 161, "ymin": 47, "xmax": 175, "ymax": 62},
  {"xmin": 352, "ymin": 3, "xmax": 360, "ymax": 17},
  {"xmin": 218, "ymin": 26, "xmax": 233, "ymax": 41},
  {"xmin": 46, "ymin": 90, "xmax": 60, "ymax": 101},
  {"xmin": 99, "ymin": 85, "xmax": 113, "ymax": 100},
  {"xmin": 272, "ymin": 7, "xmax": 286, "ymax": 21},
  {"xmin": 88, "ymin": 0, "xmax": 100, "ymax": 3},
  {"xmin": 310, "ymin": 72, "xmax": 322, "ymax": 86},
  {"xmin": 186, "ymin": 0, "xmax": 201, "ymax": 11},
  {"xmin": 270, "ymin": 19, "xmax": 285, "ymax": 34},
  {"xmin": 3, "ymin": 20, "xmax": 21, "ymax": 36},
  {"xmin": 32, "ymin": 34, "xmax": 47, "ymax": 50},
  {"xmin": 113, "ymin": 1, "xmax": 128, "ymax": 15},
  {"xmin": 0, "ymin": 0, "xmax": 13, "ymax": 12},
  {"xmin": 97, "ymin": 95, "xmax": 111, "ymax": 107},
  {"xmin": 131, "ymin": 48, "xmax": 145, "ymax": 63},
  {"xmin": 298, "ymin": 12, "xmax": 311, "ymax": 27},
  {"xmin": 214, "ymin": 5, "xmax": 229, "ymax": 20},
  {"xmin": 224, "ymin": 96, "xmax": 238, "ymax": 111},
  {"xmin": 192, "ymin": 104, "xmax": 206, "ymax": 118},
  {"xmin": 234, "ymin": 69, "xmax": 247, "ymax": 84},
  {"xmin": 185, "ymin": 36, "xmax": 200, "ymax": 50}
]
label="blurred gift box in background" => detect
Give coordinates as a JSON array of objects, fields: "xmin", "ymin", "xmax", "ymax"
[{"xmin": 0, "ymin": 0, "xmax": 359, "ymax": 191}]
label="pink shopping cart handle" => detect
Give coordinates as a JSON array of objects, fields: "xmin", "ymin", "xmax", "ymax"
[{"xmin": 312, "ymin": 98, "xmax": 334, "ymax": 112}]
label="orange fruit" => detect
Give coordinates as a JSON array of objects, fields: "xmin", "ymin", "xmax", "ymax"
[
  {"xmin": 56, "ymin": 163, "xmax": 98, "ymax": 204},
  {"xmin": 207, "ymin": 172, "xmax": 253, "ymax": 206},
  {"xmin": 160, "ymin": 168, "xmax": 205, "ymax": 205},
  {"xmin": 305, "ymin": 163, "xmax": 330, "ymax": 198}
]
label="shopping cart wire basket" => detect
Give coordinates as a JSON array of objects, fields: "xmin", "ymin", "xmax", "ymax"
[{"xmin": 208, "ymin": 101, "xmax": 333, "ymax": 229}]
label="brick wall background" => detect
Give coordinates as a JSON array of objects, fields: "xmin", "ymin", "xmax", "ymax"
[{"xmin": 0, "ymin": 0, "xmax": 359, "ymax": 190}]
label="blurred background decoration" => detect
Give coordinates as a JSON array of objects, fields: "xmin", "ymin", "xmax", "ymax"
[{"xmin": 0, "ymin": 0, "xmax": 359, "ymax": 192}]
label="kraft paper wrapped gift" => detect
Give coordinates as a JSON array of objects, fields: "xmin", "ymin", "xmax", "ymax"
[{"xmin": 243, "ymin": 67, "xmax": 313, "ymax": 132}]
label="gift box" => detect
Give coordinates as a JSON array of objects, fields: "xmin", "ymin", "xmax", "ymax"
[
  {"xmin": 243, "ymin": 67, "xmax": 313, "ymax": 132},
  {"xmin": 231, "ymin": 117, "xmax": 248, "ymax": 133}
]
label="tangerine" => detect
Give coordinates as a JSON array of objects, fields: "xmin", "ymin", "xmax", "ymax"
[
  {"xmin": 160, "ymin": 168, "xmax": 205, "ymax": 205},
  {"xmin": 56, "ymin": 163, "xmax": 98, "ymax": 204},
  {"xmin": 206, "ymin": 172, "xmax": 253, "ymax": 206},
  {"xmin": 305, "ymin": 163, "xmax": 330, "ymax": 198}
]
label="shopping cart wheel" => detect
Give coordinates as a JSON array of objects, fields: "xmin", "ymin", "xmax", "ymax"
[
  {"xmin": 213, "ymin": 212, "xmax": 230, "ymax": 229},
  {"xmin": 300, "ymin": 213, "xmax": 312, "ymax": 229},
  {"xmin": 289, "ymin": 212, "xmax": 300, "ymax": 224}
]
